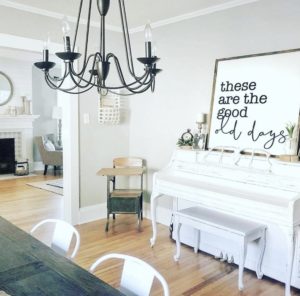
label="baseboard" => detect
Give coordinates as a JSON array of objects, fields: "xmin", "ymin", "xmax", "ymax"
[
  {"xmin": 78, "ymin": 201, "xmax": 172, "ymax": 226},
  {"xmin": 78, "ymin": 203, "xmax": 107, "ymax": 224}
]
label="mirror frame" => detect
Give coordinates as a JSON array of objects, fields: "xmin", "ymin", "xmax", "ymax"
[{"xmin": 0, "ymin": 71, "xmax": 13, "ymax": 106}]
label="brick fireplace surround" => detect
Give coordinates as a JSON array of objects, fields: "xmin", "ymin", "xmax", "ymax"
[{"xmin": 0, "ymin": 115, "xmax": 39, "ymax": 173}]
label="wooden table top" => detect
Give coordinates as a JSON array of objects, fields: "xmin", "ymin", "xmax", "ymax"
[
  {"xmin": 97, "ymin": 167, "xmax": 144, "ymax": 176},
  {"xmin": 0, "ymin": 217, "xmax": 123, "ymax": 296}
]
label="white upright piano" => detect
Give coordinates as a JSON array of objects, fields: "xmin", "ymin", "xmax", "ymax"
[{"xmin": 150, "ymin": 148, "xmax": 300, "ymax": 296}]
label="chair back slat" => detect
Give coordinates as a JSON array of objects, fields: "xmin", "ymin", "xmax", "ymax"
[
  {"xmin": 30, "ymin": 219, "xmax": 80, "ymax": 259},
  {"xmin": 113, "ymin": 157, "xmax": 143, "ymax": 168},
  {"xmin": 51, "ymin": 220, "xmax": 75, "ymax": 256},
  {"xmin": 120, "ymin": 259, "xmax": 154, "ymax": 296},
  {"xmin": 89, "ymin": 253, "xmax": 169, "ymax": 296}
]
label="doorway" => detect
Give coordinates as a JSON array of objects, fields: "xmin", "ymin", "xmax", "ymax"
[{"xmin": 0, "ymin": 33, "xmax": 79, "ymax": 224}]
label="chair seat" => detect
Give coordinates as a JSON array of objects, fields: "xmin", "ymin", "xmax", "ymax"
[{"xmin": 111, "ymin": 189, "xmax": 142, "ymax": 198}]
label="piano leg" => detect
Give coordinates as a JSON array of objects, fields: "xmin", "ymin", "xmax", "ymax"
[
  {"xmin": 150, "ymin": 191, "xmax": 163, "ymax": 247},
  {"xmin": 174, "ymin": 220, "xmax": 182, "ymax": 261},
  {"xmin": 285, "ymin": 228, "xmax": 296, "ymax": 296}
]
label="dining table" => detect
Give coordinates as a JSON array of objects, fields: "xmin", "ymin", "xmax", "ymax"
[{"xmin": 0, "ymin": 216, "xmax": 123, "ymax": 296}]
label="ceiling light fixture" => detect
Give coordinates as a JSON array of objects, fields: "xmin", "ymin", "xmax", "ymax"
[{"xmin": 34, "ymin": 0, "xmax": 161, "ymax": 95}]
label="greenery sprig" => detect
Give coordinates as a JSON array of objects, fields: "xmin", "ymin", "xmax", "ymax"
[
  {"xmin": 285, "ymin": 122, "xmax": 296, "ymax": 138},
  {"xmin": 176, "ymin": 138, "xmax": 193, "ymax": 147}
]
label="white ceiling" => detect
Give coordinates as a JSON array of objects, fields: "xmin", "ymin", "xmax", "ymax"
[{"xmin": 6, "ymin": 0, "xmax": 258, "ymax": 30}]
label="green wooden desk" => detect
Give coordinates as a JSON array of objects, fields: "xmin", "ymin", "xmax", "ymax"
[{"xmin": 0, "ymin": 216, "xmax": 123, "ymax": 296}]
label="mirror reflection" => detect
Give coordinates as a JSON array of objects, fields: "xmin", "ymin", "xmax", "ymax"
[{"xmin": 0, "ymin": 72, "xmax": 13, "ymax": 106}]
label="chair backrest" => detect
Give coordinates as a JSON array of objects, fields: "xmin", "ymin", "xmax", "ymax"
[
  {"xmin": 35, "ymin": 136, "xmax": 48, "ymax": 161},
  {"xmin": 113, "ymin": 157, "xmax": 143, "ymax": 168},
  {"xmin": 89, "ymin": 253, "xmax": 169, "ymax": 296},
  {"xmin": 30, "ymin": 219, "xmax": 80, "ymax": 259}
]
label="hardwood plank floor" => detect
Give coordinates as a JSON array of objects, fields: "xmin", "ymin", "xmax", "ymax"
[{"xmin": 0, "ymin": 175, "xmax": 298, "ymax": 295}]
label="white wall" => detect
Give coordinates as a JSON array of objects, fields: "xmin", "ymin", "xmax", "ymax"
[
  {"xmin": 78, "ymin": 27, "xmax": 131, "ymax": 207},
  {"xmin": 0, "ymin": 56, "xmax": 32, "ymax": 115},
  {"xmin": 32, "ymin": 66, "xmax": 59, "ymax": 162},
  {"xmin": 1, "ymin": 0, "xmax": 300, "ymax": 211},
  {"xmin": 129, "ymin": 0, "xmax": 300, "ymax": 205}
]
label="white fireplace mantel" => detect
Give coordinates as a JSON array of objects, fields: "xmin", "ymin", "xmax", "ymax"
[{"xmin": 0, "ymin": 115, "xmax": 40, "ymax": 129}]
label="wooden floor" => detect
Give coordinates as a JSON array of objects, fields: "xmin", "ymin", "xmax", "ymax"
[{"xmin": 0, "ymin": 175, "xmax": 298, "ymax": 296}]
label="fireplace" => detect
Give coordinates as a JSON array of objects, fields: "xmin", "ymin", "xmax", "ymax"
[{"xmin": 0, "ymin": 138, "xmax": 15, "ymax": 174}]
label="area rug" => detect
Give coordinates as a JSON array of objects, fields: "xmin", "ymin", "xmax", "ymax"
[{"xmin": 26, "ymin": 179, "xmax": 63, "ymax": 195}]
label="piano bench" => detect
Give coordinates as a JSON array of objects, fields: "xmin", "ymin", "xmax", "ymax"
[{"xmin": 173, "ymin": 206, "xmax": 267, "ymax": 291}]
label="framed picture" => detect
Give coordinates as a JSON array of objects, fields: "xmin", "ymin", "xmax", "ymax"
[{"xmin": 208, "ymin": 49, "xmax": 300, "ymax": 156}]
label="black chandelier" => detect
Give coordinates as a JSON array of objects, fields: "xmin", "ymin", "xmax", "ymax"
[{"xmin": 34, "ymin": 0, "xmax": 161, "ymax": 95}]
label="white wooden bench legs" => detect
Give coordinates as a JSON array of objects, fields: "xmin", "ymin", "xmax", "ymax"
[
  {"xmin": 238, "ymin": 240, "xmax": 247, "ymax": 290},
  {"xmin": 174, "ymin": 225, "xmax": 201, "ymax": 261},
  {"xmin": 256, "ymin": 230, "xmax": 266, "ymax": 280},
  {"xmin": 173, "ymin": 206, "xmax": 267, "ymax": 291},
  {"xmin": 174, "ymin": 222, "xmax": 181, "ymax": 261},
  {"xmin": 194, "ymin": 228, "xmax": 200, "ymax": 253}
]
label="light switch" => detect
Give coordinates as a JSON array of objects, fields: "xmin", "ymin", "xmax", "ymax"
[{"xmin": 83, "ymin": 113, "xmax": 90, "ymax": 124}]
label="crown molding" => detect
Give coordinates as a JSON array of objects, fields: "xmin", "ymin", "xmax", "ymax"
[
  {"xmin": 0, "ymin": 0, "xmax": 260, "ymax": 34},
  {"xmin": 129, "ymin": 0, "xmax": 260, "ymax": 34},
  {"xmin": 0, "ymin": 0, "xmax": 121, "ymax": 32}
]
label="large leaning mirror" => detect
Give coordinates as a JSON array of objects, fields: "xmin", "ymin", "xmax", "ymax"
[{"xmin": 0, "ymin": 71, "xmax": 13, "ymax": 106}]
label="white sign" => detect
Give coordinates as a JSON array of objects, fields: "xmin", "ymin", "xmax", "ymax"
[{"xmin": 208, "ymin": 49, "xmax": 300, "ymax": 155}]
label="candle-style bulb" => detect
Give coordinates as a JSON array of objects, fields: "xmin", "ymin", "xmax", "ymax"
[
  {"xmin": 144, "ymin": 22, "xmax": 152, "ymax": 43},
  {"xmin": 43, "ymin": 34, "xmax": 50, "ymax": 50},
  {"xmin": 62, "ymin": 16, "xmax": 71, "ymax": 52},
  {"xmin": 62, "ymin": 16, "xmax": 71, "ymax": 37},
  {"xmin": 42, "ymin": 34, "xmax": 50, "ymax": 62}
]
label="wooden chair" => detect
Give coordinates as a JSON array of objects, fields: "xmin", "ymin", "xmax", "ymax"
[
  {"xmin": 105, "ymin": 157, "xmax": 144, "ymax": 232},
  {"xmin": 30, "ymin": 219, "xmax": 80, "ymax": 259},
  {"xmin": 89, "ymin": 253, "xmax": 169, "ymax": 296}
]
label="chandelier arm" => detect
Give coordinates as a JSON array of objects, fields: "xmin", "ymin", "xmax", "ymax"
[
  {"xmin": 113, "ymin": 60, "xmax": 154, "ymax": 93},
  {"xmin": 68, "ymin": 67, "xmax": 95, "ymax": 90},
  {"xmin": 44, "ymin": 74, "xmax": 60, "ymax": 90},
  {"xmin": 45, "ymin": 71, "xmax": 95, "ymax": 94},
  {"xmin": 45, "ymin": 66, "xmax": 69, "ymax": 88},
  {"xmin": 122, "ymin": 80, "xmax": 153, "ymax": 94},
  {"xmin": 80, "ymin": 0, "xmax": 93, "ymax": 68},
  {"xmin": 121, "ymin": 0, "xmax": 138, "ymax": 76},
  {"xmin": 45, "ymin": 72, "xmax": 71, "ymax": 91},
  {"xmin": 58, "ymin": 84, "xmax": 95, "ymax": 94},
  {"xmin": 63, "ymin": 68, "xmax": 151, "ymax": 90},
  {"xmin": 108, "ymin": 53, "xmax": 148, "ymax": 82},
  {"xmin": 72, "ymin": 0, "xmax": 84, "ymax": 51},
  {"xmin": 70, "ymin": 53, "xmax": 97, "ymax": 79},
  {"xmin": 112, "ymin": 55, "xmax": 151, "ymax": 90},
  {"xmin": 45, "ymin": 71, "xmax": 80, "ymax": 92},
  {"xmin": 118, "ymin": 0, "xmax": 135, "ymax": 76}
]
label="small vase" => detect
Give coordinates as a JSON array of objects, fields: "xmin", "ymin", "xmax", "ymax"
[{"xmin": 285, "ymin": 137, "xmax": 298, "ymax": 155}]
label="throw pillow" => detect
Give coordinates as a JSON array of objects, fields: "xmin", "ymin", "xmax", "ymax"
[{"xmin": 44, "ymin": 140, "xmax": 56, "ymax": 151}]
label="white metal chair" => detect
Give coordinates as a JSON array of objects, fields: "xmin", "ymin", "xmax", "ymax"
[
  {"xmin": 30, "ymin": 219, "xmax": 80, "ymax": 259},
  {"xmin": 89, "ymin": 253, "xmax": 169, "ymax": 296}
]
